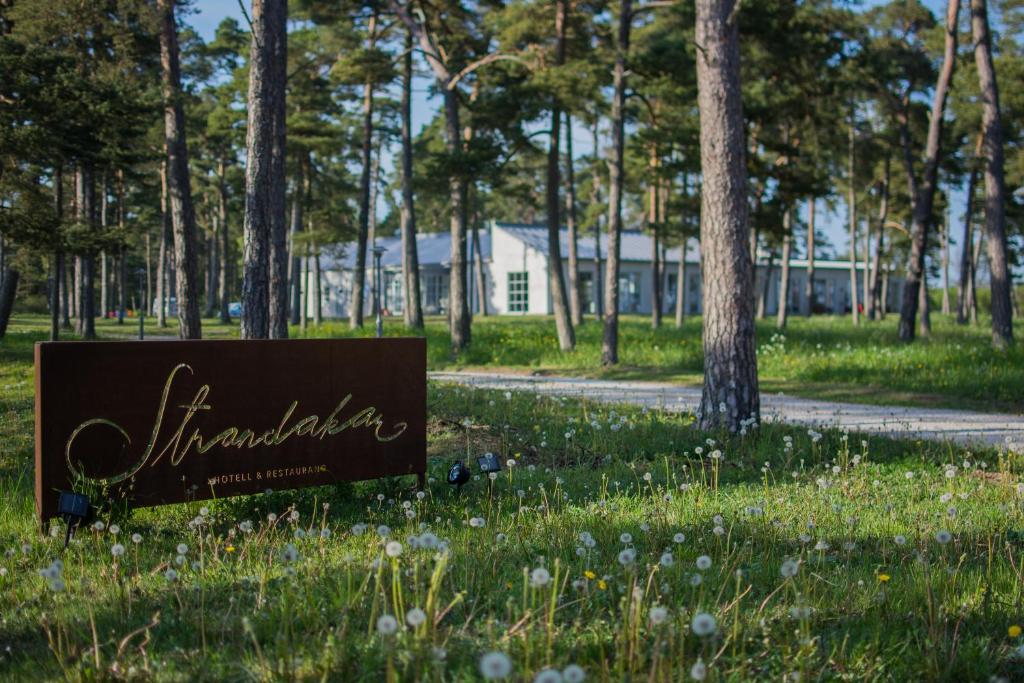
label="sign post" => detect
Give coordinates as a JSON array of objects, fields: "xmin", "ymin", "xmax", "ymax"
[{"xmin": 34, "ymin": 338, "xmax": 426, "ymax": 526}]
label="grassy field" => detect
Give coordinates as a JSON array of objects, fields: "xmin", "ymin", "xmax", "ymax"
[
  {"xmin": 2, "ymin": 325, "xmax": 1024, "ymax": 680},
  {"xmin": 6, "ymin": 310, "xmax": 1023, "ymax": 413}
]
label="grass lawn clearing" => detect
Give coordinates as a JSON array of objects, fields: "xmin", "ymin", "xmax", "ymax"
[{"xmin": 2, "ymin": 327, "xmax": 1024, "ymax": 680}]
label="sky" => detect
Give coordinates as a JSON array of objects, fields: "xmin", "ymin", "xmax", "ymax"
[{"xmin": 187, "ymin": 0, "xmax": 972, "ymax": 268}]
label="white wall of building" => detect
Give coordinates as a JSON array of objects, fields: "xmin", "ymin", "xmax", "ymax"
[{"xmin": 304, "ymin": 225, "xmax": 903, "ymax": 320}]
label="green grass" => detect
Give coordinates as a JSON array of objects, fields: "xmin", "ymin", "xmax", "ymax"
[
  {"xmin": 2, "ymin": 326, "xmax": 1024, "ymax": 680},
  {"xmin": 9, "ymin": 310, "xmax": 1023, "ymax": 412},
  {"xmin": 303, "ymin": 313, "xmax": 1024, "ymax": 414}
]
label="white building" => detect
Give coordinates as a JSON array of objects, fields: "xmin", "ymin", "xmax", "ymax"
[{"xmin": 309, "ymin": 221, "xmax": 902, "ymax": 318}]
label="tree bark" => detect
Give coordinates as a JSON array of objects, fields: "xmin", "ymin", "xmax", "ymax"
[
  {"xmin": 312, "ymin": 241, "xmax": 322, "ymax": 326},
  {"xmin": 116, "ymin": 171, "xmax": 126, "ymax": 324},
  {"xmin": 288, "ymin": 155, "xmax": 304, "ymax": 326},
  {"xmin": 0, "ymin": 268, "xmax": 17, "ymax": 337},
  {"xmin": 51, "ymin": 165, "xmax": 63, "ymax": 341},
  {"xmin": 393, "ymin": 0, "xmax": 470, "ymax": 351},
  {"xmin": 155, "ymin": 162, "xmax": 167, "ymax": 327},
  {"xmin": 602, "ymin": 0, "xmax": 630, "ymax": 366},
  {"xmin": 649, "ymin": 146, "xmax": 662, "ymax": 329},
  {"xmin": 242, "ymin": 0, "xmax": 287, "ymax": 340},
  {"xmin": 675, "ymin": 238, "xmax": 686, "ymax": 327},
  {"xmin": 159, "ymin": 0, "xmax": 202, "ymax": 339},
  {"xmin": 300, "ymin": 241, "xmax": 309, "ymax": 331},
  {"xmin": 591, "ymin": 117, "xmax": 603, "ymax": 318},
  {"xmin": 897, "ymin": 0, "xmax": 959, "ymax": 341},
  {"xmin": 696, "ymin": 0, "xmax": 759, "ymax": 431},
  {"xmin": 847, "ymin": 117, "xmax": 860, "ymax": 325},
  {"xmin": 869, "ymin": 157, "xmax": 889, "ymax": 319},
  {"xmin": 565, "ymin": 112, "xmax": 582, "ymax": 326},
  {"xmin": 544, "ymin": 0, "xmax": 576, "ymax": 350},
  {"xmin": 350, "ymin": 15, "xmax": 377, "ymax": 329},
  {"xmin": 400, "ymin": 30, "xmax": 424, "ymax": 330},
  {"xmin": 472, "ymin": 216, "xmax": 488, "ymax": 316},
  {"xmin": 75, "ymin": 165, "xmax": 96, "ymax": 339},
  {"xmin": 971, "ymin": 0, "xmax": 1013, "ymax": 347},
  {"xmin": 776, "ymin": 211, "xmax": 792, "ymax": 329},
  {"xmin": 217, "ymin": 160, "xmax": 232, "ymax": 323},
  {"xmin": 919, "ymin": 269, "xmax": 931, "ymax": 337},
  {"xmin": 805, "ymin": 199, "xmax": 815, "ymax": 316},
  {"xmin": 941, "ymin": 207, "xmax": 951, "ymax": 315},
  {"xmin": 957, "ymin": 165, "xmax": 978, "ymax": 324},
  {"xmin": 757, "ymin": 248, "xmax": 773, "ymax": 320}
]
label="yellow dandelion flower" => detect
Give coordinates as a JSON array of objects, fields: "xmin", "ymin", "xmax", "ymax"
[
  {"xmin": 597, "ymin": 579, "xmax": 608, "ymax": 590},
  {"xmin": 877, "ymin": 573, "xmax": 890, "ymax": 583},
  {"xmin": 584, "ymin": 570, "xmax": 596, "ymax": 580},
  {"xmin": 225, "ymin": 545, "xmax": 236, "ymax": 553},
  {"xmin": 1009, "ymin": 625, "xmax": 1022, "ymax": 638}
]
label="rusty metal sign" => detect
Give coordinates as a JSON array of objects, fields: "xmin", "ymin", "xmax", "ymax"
[{"xmin": 34, "ymin": 338, "xmax": 426, "ymax": 524}]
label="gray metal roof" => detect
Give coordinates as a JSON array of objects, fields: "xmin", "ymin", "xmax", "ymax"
[
  {"xmin": 320, "ymin": 230, "xmax": 491, "ymax": 271},
  {"xmin": 319, "ymin": 222, "xmax": 867, "ymax": 271},
  {"xmin": 494, "ymin": 223, "xmax": 690, "ymax": 263}
]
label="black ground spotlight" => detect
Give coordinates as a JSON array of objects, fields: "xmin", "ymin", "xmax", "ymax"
[
  {"xmin": 447, "ymin": 460, "xmax": 471, "ymax": 489},
  {"xmin": 56, "ymin": 491, "xmax": 91, "ymax": 550}
]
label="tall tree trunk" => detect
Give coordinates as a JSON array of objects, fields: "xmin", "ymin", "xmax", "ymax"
[
  {"xmin": 919, "ymin": 270, "xmax": 931, "ymax": 337},
  {"xmin": 51, "ymin": 165, "xmax": 63, "ymax": 341},
  {"xmin": 957, "ymin": 165, "xmax": 978, "ymax": 324},
  {"xmin": 0, "ymin": 268, "xmax": 17, "ymax": 337},
  {"xmin": 159, "ymin": 0, "xmax": 202, "ymax": 339},
  {"xmin": 862, "ymin": 214, "xmax": 870, "ymax": 317},
  {"xmin": 881, "ymin": 268, "xmax": 890, "ymax": 316},
  {"xmin": 602, "ymin": 0, "xmax": 630, "ymax": 366},
  {"xmin": 649, "ymin": 146, "xmax": 662, "ymax": 329},
  {"xmin": 869, "ymin": 157, "xmax": 889, "ymax": 319},
  {"xmin": 591, "ymin": 117, "xmax": 603, "ymax": 318},
  {"xmin": 99, "ymin": 177, "xmax": 108, "ymax": 319},
  {"xmin": 116, "ymin": 171, "xmax": 126, "ymax": 324},
  {"xmin": 288, "ymin": 156, "xmax": 304, "ymax": 325},
  {"xmin": 565, "ymin": 112, "xmax": 582, "ymax": 326},
  {"xmin": 776, "ymin": 212, "xmax": 792, "ymax": 329},
  {"xmin": 241, "ymin": 0, "xmax": 287, "ymax": 340},
  {"xmin": 847, "ymin": 117, "xmax": 860, "ymax": 325},
  {"xmin": 300, "ymin": 241, "xmax": 309, "ymax": 331},
  {"xmin": 472, "ymin": 216, "xmax": 488, "ymax": 316},
  {"xmin": 971, "ymin": 0, "xmax": 1013, "ymax": 347},
  {"xmin": 75, "ymin": 165, "xmax": 96, "ymax": 339},
  {"xmin": 350, "ymin": 14, "xmax": 378, "ymax": 329},
  {"xmin": 313, "ymin": 241, "xmax": 322, "ymax": 326},
  {"xmin": 400, "ymin": 31, "xmax": 424, "ymax": 330},
  {"xmin": 61, "ymin": 247, "xmax": 70, "ymax": 329},
  {"xmin": 757, "ymin": 248, "xmax": 774, "ymax": 320},
  {"xmin": 805, "ymin": 199, "xmax": 815, "ymax": 316},
  {"xmin": 695, "ymin": 0, "xmax": 759, "ymax": 431},
  {"xmin": 217, "ymin": 160, "xmax": 231, "ymax": 323},
  {"xmin": 367, "ymin": 140, "xmax": 382, "ymax": 316},
  {"xmin": 205, "ymin": 212, "xmax": 218, "ymax": 318},
  {"xmin": 675, "ymin": 239, "xmax": 686, "ymax": 327},
  {"xmin": 393, "ymin": 1, "xmax": 470, "ymax": 351},
  {"xmin": 545, "ymin": 0, "xmax": 576, "ymax": 351},
  {"xmin": 941, "ymin": 207, "xmax": 951, "ymax": 315},
  {"xmin": 898, "ymin": 0, "xmax": 959, "ymax": 341}
]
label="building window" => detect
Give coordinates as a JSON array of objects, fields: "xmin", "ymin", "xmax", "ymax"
[
  {"xmin": 580, "ymin": 271, "xmax": 595, "ymax": 313},
  {"xmin": 508, "ymin": 271, "xmax": 529, "ymax": 313},
  {"xmin": 619, "ymin": 273, "xmax": 640, "ymax": 313},
  {"xmin": 422, "ymin": 273, "xmax": 447, "ymax": 313}
]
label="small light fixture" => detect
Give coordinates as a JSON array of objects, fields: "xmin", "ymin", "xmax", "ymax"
[
  {"xmin": 446, "ymin": 460, "xmax": 471, "ymax": 489},
  {"xmin": 56, "ymin": 490, "xmax": 91, "ymax": 550},
  {"xmin": 477, "ymin": 453, "xmax": 502, "ymax": 474}
]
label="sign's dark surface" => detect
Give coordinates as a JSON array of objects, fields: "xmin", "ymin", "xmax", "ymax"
[{"xmin": 34, "ymin": 338, "xmax": 426, "ymax": 524}]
